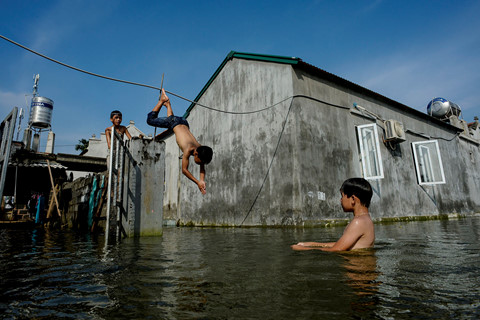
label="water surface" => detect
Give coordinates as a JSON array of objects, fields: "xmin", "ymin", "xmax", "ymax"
[{"xmin": 1, "ymin": 216, "xmax": 479, "ymax": 319}]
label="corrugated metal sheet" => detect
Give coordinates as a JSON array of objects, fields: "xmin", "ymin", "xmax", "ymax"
[{"xmin": 8, "ymin": 161, "xmax": 67, "ymax": 169}]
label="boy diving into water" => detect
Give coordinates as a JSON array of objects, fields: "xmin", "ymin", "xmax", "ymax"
[{"xmin": 147, "ymin": 89, "xmax": 213, "ymax": 194}]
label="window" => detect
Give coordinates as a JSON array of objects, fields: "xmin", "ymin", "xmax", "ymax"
[
  {"xmin": 412, "ymin": 140, "xmax": 446, "ymax": 185},
  {"xmin": 357, "ymin": 124, "xmax": 384, "ymax": 180}
]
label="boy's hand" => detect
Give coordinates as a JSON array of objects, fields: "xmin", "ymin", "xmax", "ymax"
[{"xmin": 198, "ymin": 181, "xmax": 206, "ymax": 195}]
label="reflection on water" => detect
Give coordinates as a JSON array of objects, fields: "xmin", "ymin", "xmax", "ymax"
[
  {"xmin": 341, "ymin": 250, "xmax": 380, "ymax": 296},
  {"xmin": 340, "ymin": 250, "xmax": 381, "ymax": 316},
  {"xmin": 0, "ymin": 217, "xmax": 479, "ymax": 319}
]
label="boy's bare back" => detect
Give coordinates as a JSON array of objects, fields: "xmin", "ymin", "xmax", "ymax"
[
  {"xmin": 172, "ymin": 121, "xmax": 200, "ymax": 155},
  {"xmin": 341, "ymin": 213, "xmax": 375, "ymax": 250}
]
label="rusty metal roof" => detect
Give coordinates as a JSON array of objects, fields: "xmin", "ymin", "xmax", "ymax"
[{"xmin": 8, "ymin": 160, "xmax": 67, "ymax": 169}]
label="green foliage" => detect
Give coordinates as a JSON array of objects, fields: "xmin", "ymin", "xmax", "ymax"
[{"xmin": 74, "ymin": 138, "xmax": 89, "ymax": 154}]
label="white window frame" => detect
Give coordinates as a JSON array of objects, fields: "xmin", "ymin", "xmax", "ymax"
[
  {"xmin": 357, "ymin": 124, "xmax": 384, "ymax": 180},
  {"xmin": 412, "ymin": 140, "xmax": 446, "ymax": 185}
]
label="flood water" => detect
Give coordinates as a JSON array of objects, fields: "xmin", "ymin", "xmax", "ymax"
[{"xmin": 1, "ymin": 216, "xmax": 479, "ymax": 319}]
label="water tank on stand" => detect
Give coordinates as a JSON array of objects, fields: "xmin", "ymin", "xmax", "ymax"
[
  {"xmin": 21, "ymin": 75, "xmax": 56, "ymax": 151},
  {"xmin": 29, "ymin": 96, "xmax": 54, "ymax": 129},
  {"xmin": 427, "ymin": 97, "xmax": 461, "ymax": 120}
]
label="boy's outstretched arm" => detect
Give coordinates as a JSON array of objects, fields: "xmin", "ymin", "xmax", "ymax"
[
  {"xmin": 182, "ymin": 154, "xmax": 207, "ymax": 194},
  {"xmin": 292, "ymin": 221, "xmax": 364, "ymax": 252},
  {"xmin": 199, "ymin": 164, "xmax": 206, "ymax": 192}
]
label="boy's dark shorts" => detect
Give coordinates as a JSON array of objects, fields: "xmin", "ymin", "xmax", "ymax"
[{"xmin": 147, "ymin": 111, "xmax": 189, "ymax": 130}]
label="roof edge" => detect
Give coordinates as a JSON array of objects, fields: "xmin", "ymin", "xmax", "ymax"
[
  {"xmin": 294, "ymin": 61, "xmax": 462, "ymax": 130},
  {"xmin": 184, "ymin": 51, "xmax": 301, "ymax": 116},
  {"xmin": 183, "ymin": 51, "xmax": 457, "ymax": 132}
]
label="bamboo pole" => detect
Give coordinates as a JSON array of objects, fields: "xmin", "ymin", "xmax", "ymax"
[{"xmin": 46, "ymin": 160, "xmax": 61, "ymax": 217}]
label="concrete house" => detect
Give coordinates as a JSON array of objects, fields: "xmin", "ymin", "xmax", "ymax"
[
  {"xmin": 83, "ymin": 120, "xmax": 146, "ymax": 159},
  {"xmin": 160, "ymin": 51, "xmax": 480, "ymax": 227}
]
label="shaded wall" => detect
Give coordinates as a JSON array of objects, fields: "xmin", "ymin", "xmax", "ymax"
[
  {"xmin": 61, "ymin": 138, "xmax": 165, "ymax": 237},
  {"xmin": 121, "ymin": 138, "xmax": 165, "ymax": 237},
  {"xmin": 162, "ymin": 58, "xmax": 480, "ymax": 226},
  {"xmin": 63, "ymin": 174, "xmax": 105, "ymax": 231}
]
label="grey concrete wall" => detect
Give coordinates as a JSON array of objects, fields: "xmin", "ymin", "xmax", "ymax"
[
  {"xmin": 291, "ymin": 69, "xmax": 480, "ymax": 221},
  {"xmin": 121, "ymin": 138, "xmax": 164, "ymax": 236},
  {"xmin": 162, "ymin": 58, "xmax": 480, "ymax": 226},
  {"xmin": 162, "ymin": 135, "xmax": 181, "ymax": 224}
]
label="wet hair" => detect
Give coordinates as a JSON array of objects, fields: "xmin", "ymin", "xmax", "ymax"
[
  {"xmin": 196, "ymin": 146, "xmax": 213, "ymax": 164},
  {"xmin": 110, "ymin": 110, "xmax": 122, "ymax": 118},
  {"xmin": 340, "ymin": 178, "xmax": 373, "ymax": 208}
]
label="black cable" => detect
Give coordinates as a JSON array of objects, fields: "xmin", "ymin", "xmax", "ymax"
[
  {"xmin": 1, "ymin": 34, "xmax": 352, "ymax": 116},
  {"xmin": 198, "ymin": 96, "xmax": 292, "ymax": 114},
  {"xmin": 238, "ymin": 95, "xmax": 350, "ymax": 226},
  {"xmin": 0, "ymin": 34, "xmax": 205, "ymax": 107},
  {"xmin": 1, "ymin": 33, "xmax": 357, "ymax": 226},
  {"xmin": 239, "ymin": 96, "xmax": 295, "ymax": 226}
]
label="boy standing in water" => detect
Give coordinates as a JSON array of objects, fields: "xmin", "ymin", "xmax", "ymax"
[
  {"xmin": 291, "ymin": 178, "xmax": 375, "ymax": 251},
  {"xmin": 147, "ymin": 89, "xmax": 213, "ymax": 194}
]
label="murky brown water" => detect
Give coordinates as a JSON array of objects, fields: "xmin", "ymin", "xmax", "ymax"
[{"xmin": 1, "ymin": 216, "xmax": 479, "ymax": 319}]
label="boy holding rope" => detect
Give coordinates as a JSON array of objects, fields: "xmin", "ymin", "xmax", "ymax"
[{"xmin": 147, "ymin": 89, "xmax": 213, "ymax": 194}]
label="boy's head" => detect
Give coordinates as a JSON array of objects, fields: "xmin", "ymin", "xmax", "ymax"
[
  {"xmin": 194, "ymin": 146, "xmax": 213, "ymax": 165},
  {"xmin": 340, "ymin": 178, "xmax": 373, "ymax": 208},
  {"xmin": 110, "ymin": 110, "xmax": 123, "ymax": 126}
]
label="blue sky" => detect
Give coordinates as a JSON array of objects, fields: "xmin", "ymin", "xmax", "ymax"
[{"xmin": 1, "ymin": 0, "xmax": 479, "ymax": 154}]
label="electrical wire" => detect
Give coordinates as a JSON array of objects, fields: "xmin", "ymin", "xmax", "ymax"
[
  {"xmin": 2, "ymin": 34, "xmax": 384, "ymax": 226},
  {"xmin": 238, "ymin": 96, "xmax": 295, "ymax": 226},
  {"xmin": 0, "ymin": 34, "xmax": 204, "ymax": 107},
  {"xmin": 354, "ymin": 103, "xmax": 461, "ymax": 142},
  {"xmin": 1, "ymin": 32, "xmax": 356, "ymax": 226},
  {"xmin": 1, "ymin": 34, "xmax": 353, "ymax": 116},
  {"xmin": 238, "ymin": 95, "xmax": 350, "ymax": 226},
  {"xmin": 405, "ymin": 129, "xmax": 460, "ymax": 142}
]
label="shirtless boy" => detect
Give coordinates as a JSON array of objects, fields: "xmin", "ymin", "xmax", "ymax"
[
  {"xmin": 105, "ymin": 110, "xmax": 132, "ymax": 149},
  {"xmin": 147, "ymin": 89, "xmax": 213, "ymax": 194},
  {"xmin": 291, "ymin": 178, "xmax": 375, "ymax": 251}
]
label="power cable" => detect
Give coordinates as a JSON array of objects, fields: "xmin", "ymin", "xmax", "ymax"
[
  {"xmin": 239, "ymin": 96, "xmax": 295, "ymax": 226},
  {"xmin": 2, "ymin": 33, "xmax": 358, "ymax": 226},
  {"xmin": 1, "ymin": 34, "xmax": 352, "ymax": 116},
  {"xmin": 238, "ymin": 95, "xmax": 350, "ymax": 226},
  {"xmin": 0, "ymin": 34, "xmax": 203, "ymax": 107}
]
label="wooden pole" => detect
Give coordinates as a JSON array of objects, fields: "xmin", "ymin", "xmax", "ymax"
[
  {"xmin": 154, "ymin": 74, "xmax": 165, "ymax": 140},
  {"xmin": 46, "ymin": 160, "xmax": 62, "ymax": 217}
]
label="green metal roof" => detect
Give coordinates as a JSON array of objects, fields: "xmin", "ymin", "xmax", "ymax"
[{"xmin": 184, "ymin": 51, "xmax": 301, "ymax": 116}]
